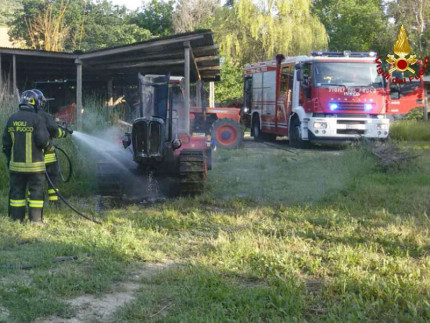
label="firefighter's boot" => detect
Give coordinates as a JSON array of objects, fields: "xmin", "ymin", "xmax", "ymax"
[
  {"xmin": 9, "ymin": 204, "xmax": 25, "ymax": 222},
  {"xmin": 29, "ymin": 208, "xmax": 45, "ymax": 226}
]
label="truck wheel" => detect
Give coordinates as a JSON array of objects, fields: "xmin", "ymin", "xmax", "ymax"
[
  {"xmin": 289, "ymin": 117, "xmax": 309, "ymax": 148},
  {"xmin": 252, "ymin": 116, "xmax": 263, "ymax": 142},
  {"xmin": 211, "ymin": 118, "xmax": 243, "ymax": 149}
]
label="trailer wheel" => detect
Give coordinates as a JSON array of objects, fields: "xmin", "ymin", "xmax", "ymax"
[
  {"xmin": 289, "ymin": 117, "xmax": 309, "ymax": 148},
  {"xmin": 211, "ymin": 118, "xmax": 243, "ymax": 149},
  {"xmin": 252, "ymin": 116, "xmax": 263, "ymax": 142}
]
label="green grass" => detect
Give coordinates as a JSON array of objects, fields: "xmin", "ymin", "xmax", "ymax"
[
  {"xmin": 0, "ymin": 142, "xmax": 429, "ymax": 322},
  {"xmin": 390, "ymin": 120, "xmax": 430, "ymax": 141},
  {"xmin": 1, "ymin": 99, "xmax": 430, "ymax": 322}
]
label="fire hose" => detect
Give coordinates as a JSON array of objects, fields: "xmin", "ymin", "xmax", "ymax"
[
  {"xmin": 45, "ymin": 169, "xmax": 101, "ymax": 224},
  {"xmin": 54, "ymin": 145, "xmax": 73, "ymax": 183},
  {"xmin": 45, "ymin": 128, "xmax": 102, "ymax": 224}
]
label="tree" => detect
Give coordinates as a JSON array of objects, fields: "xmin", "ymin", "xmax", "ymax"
[
  {"xmin": 77, "ymin": 0, "xmax": 151, "ymax": 51},
  {"xmin": 8, "ymin": 0, "xmax": 152, "ymax": 52},
  {"xmin": 173, "ymin": 0, "xmax": 220, "ymax": 33},
  {"xmin": 386, "ymin": 0, "xmax": 430, "ymax": 58},
  {"xmin": 130, "ymin": 0, "xmax": 174, "ymax": 36},
  {"xmin": 25, "ymin": 0, "xmax": 70, "ymax": 51},
  {"xmin": 313, "ymin": 0, "xmax": 389, "ymax": 54},
  {"xmin": 0, "ymin": 0, "xmax": 22, "ymax": 26},
  {"xmin": 213, "ymin": 0, "xmax": 328, "ymax": 66},
  {"xmin": 214, "ymin": 58, "xmax": 243, "ymax": 103}
]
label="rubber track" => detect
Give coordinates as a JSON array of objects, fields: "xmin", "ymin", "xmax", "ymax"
[{"xmin": 179, "ymin": 150, "xmax": 207, "ymax": 195}]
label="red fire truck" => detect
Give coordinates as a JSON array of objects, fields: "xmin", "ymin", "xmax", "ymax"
[{"xmin": 242, "ymin": 51, "xmax": 425, "ymax": 147}]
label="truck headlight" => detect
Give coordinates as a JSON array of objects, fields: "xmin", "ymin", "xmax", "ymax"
[
  {"xmin": 313, "ymin": 122, "xmax": 327, "ymax": 129},
  {"xmin": 377, "ymin": 123, "xmax": 388, "ymax": 130}
]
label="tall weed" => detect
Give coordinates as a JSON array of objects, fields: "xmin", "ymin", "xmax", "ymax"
[{"xmin": 390, "ymin": 120, "xmax": 430, "ymax": 141}]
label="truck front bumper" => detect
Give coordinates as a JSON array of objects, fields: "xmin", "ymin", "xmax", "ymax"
[{"xmin": 305, "ymin": 116, "xmax": 390, "ymax": 141}]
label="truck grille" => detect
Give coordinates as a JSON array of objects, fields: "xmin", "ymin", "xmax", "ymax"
[
  {"xmin": 149, "ymin": 122, "xmax": 162, "ymax": 155},
  {"xmin": 335, "ymin": 102, "xmax": 367, "ymax": 112},
  {"xmin": 133, "ymin": 121, "xmax": 147, "ymax": 154},
  {"xmin": 132, "ymin": 118, "xmax": 164, "ymax": 160}
]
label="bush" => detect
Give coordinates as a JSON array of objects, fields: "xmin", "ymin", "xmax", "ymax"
[
  {"xmin": 389, "ymin": 120, "xmax": 430, "ymax": 141},
  {"xmin": 404, "ymin": 108, "xmax": 425, "ymax": 120}
]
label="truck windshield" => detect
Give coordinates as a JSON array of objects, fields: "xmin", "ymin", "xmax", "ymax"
[{"xmin": 313, "ymin": 62, "xmax": 384, "ymax": 88}]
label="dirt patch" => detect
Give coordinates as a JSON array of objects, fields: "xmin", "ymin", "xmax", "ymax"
[{"xmin": 37, "ymin": 262, "xmax": 174, "ymax": 323}]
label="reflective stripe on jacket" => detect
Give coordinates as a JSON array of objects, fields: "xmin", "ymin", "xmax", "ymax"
[
  {"xmin": 2, "ymin": 105, "xmax": 50, "ymax": 173},
  {"xmin": 44, "ymin": 152, "xmax": 57, "ymax": 164}
]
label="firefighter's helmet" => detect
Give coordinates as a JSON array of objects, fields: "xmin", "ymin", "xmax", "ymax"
[
  {"xmin": 20, "ymin": 90, "xmax": 40, "ymax": 111},
  {"xmin": 31, "ymin": 89, "xmax": 47, "ymax": 109}
]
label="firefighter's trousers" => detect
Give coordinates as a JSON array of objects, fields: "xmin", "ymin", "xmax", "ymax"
[
  {"xmin": 9, "ymin": 172, "xmax": 45, "ymax": 222},
  {"xmin": 46, "ymin": 161, "xmax": 59, "ymax": 202}
]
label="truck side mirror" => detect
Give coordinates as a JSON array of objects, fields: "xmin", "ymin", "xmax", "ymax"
[
  {"xmin": 390, "ymin": 87, "xmax": 401, "ymax": 99},
  {"xmin": 296, "ymin": 69, "xmax": 303, "ymax": 82}
]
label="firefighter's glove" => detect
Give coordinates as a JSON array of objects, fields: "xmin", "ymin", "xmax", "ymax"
[
  {"xmin": 46, "ymin": 145, "xmax": 55, "ymax": 153},
  {"xmin": 58, "ymin": 125, "xmax": 68, "ymax": 138}
]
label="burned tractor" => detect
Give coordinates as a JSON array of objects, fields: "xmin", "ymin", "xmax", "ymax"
[{"xmin": 97, "ymin": 74, "xmax": 211, "ymax": 198}]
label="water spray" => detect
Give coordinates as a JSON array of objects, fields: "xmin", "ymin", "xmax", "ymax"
[{"xmin": 46, "ymin": 127, "xmax": 102, "ymax": 224}]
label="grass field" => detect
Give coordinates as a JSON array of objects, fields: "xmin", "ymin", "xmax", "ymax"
[{"xmin": 0, "ymin": 134, "xmax": 429, "ymax": 322}]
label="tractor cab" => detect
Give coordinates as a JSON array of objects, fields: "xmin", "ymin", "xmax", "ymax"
[
  {"xmin": 117, "ymin": 74, "xmax": 210, "ymax": 196},
  {"xmin": 122, "ymin": 74, "xmax": 185, "ymax": 167}
]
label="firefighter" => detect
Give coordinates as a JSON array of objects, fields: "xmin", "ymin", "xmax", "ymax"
[
  {"xmin": 2, "ymin": 90, "xmax": 50, "ymax": 223},
  {"xmin": 31, "ymin": 89, "xmax": 68, "ymax": 204}
]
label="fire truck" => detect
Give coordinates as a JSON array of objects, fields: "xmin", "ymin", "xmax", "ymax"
[{"xmin": 242, "ymin": 51, "xmax": 425, "ymax": 147}]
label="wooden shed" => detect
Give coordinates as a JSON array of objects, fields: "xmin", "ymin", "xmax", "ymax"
[{"xmin": 0, "ymin": 30, "xmax": 220, "ymax": 130}]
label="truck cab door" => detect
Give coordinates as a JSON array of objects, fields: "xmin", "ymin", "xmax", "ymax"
[{"xmin": 387, "ymin": 66, "xmax": 425, "ymax": 115}]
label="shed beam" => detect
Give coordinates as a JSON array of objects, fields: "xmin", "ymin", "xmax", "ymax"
[
  {"xmin": 193, "ymin": 44, "xmax": 219, "ymax": 54},
  {"xmin": 107, "ymin": 77, "xmax": 113, "ymax": 106},
  {"xmin": 12, "ymin": 55, "xmax": 17, "ymax": 97},
  {"xmin": 79, "ymin": 34, "xmax": 205, "ymax": 60},
  {"xmin": 94, "ymin": 59, "xmax": 185, "ymax": 70},
  {"xmin": 0, "ymin": 54, "xmax": 2, "ymax": 93},
  {"xmin": 87, "ymin": 51, "xmax": 186, "ymax": 66},
  {"xmin": 184, "ymin": 42, "xmax": 190, "ymax": 134},
  {"xmin": 209, "ymin": 82, "xmax": 215, "ymax": 108},
  {"xmin": 75, "ymin": 59, "xmax": 83, "ymax": 129},
  {"xmin": 189, "ymin": 44, "xmax": 200, "ymax": 81},
  {"xmin": 195, "ymin": 56, "xmax": 219, "ymax": 62},
  {"xmin": 0, "ymin": 48, "xmax": 75, "ymax": 59},
  {"xmin": 198, "ymin": 66, "xmax": 221, "ymax": 71}
]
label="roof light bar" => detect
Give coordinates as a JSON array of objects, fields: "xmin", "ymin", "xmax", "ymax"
[{"xmin": 311, "ymin": 51, "xmax": 377, "ymax": 57}]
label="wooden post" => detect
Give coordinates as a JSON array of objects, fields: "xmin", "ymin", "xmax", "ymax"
[
  {"xmin": 184, "ymin": 42, "xmax": 190, "ymax": 134},
  {"xmin": 75, "ymin": 59, "xmax": 83, "ymax": 129},
  {"xmin": 12, "ymin": 54, "xmax": 17, "ymax": 98},
  {"xmin": 107, "ymin": 77, "xmax": 113, "ymax": 106},
  {"xmin": 196, "ymin": 79, "xmax": 205, "ymax": 121},
  {"xmin": 209, "ymin": 82, "xmax": 215, "ymax": 108},
  {"xmin": 196, "ymin": 79, "xmax": 202, "ymax": 109},
  {"xmin": 424, "ymin": 89, "xmax": 428, "ymax": 122},
  {"xmin": 0, "ymin": 53, "xmax": 2, "ymax": 94}
]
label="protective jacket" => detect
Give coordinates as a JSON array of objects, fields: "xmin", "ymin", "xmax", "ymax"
[
  {"xmin": 37, "ymin": 109, "xmax": 67, "ymax": 164},
  {"xmin": 2, "ymin": 105, "xmax": 50, "ymax": 173}
]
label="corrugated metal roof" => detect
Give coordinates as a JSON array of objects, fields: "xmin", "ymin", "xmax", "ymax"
[{"xmin": 0, "ymin": 30, "xmax": 220, "ymax": 82}]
